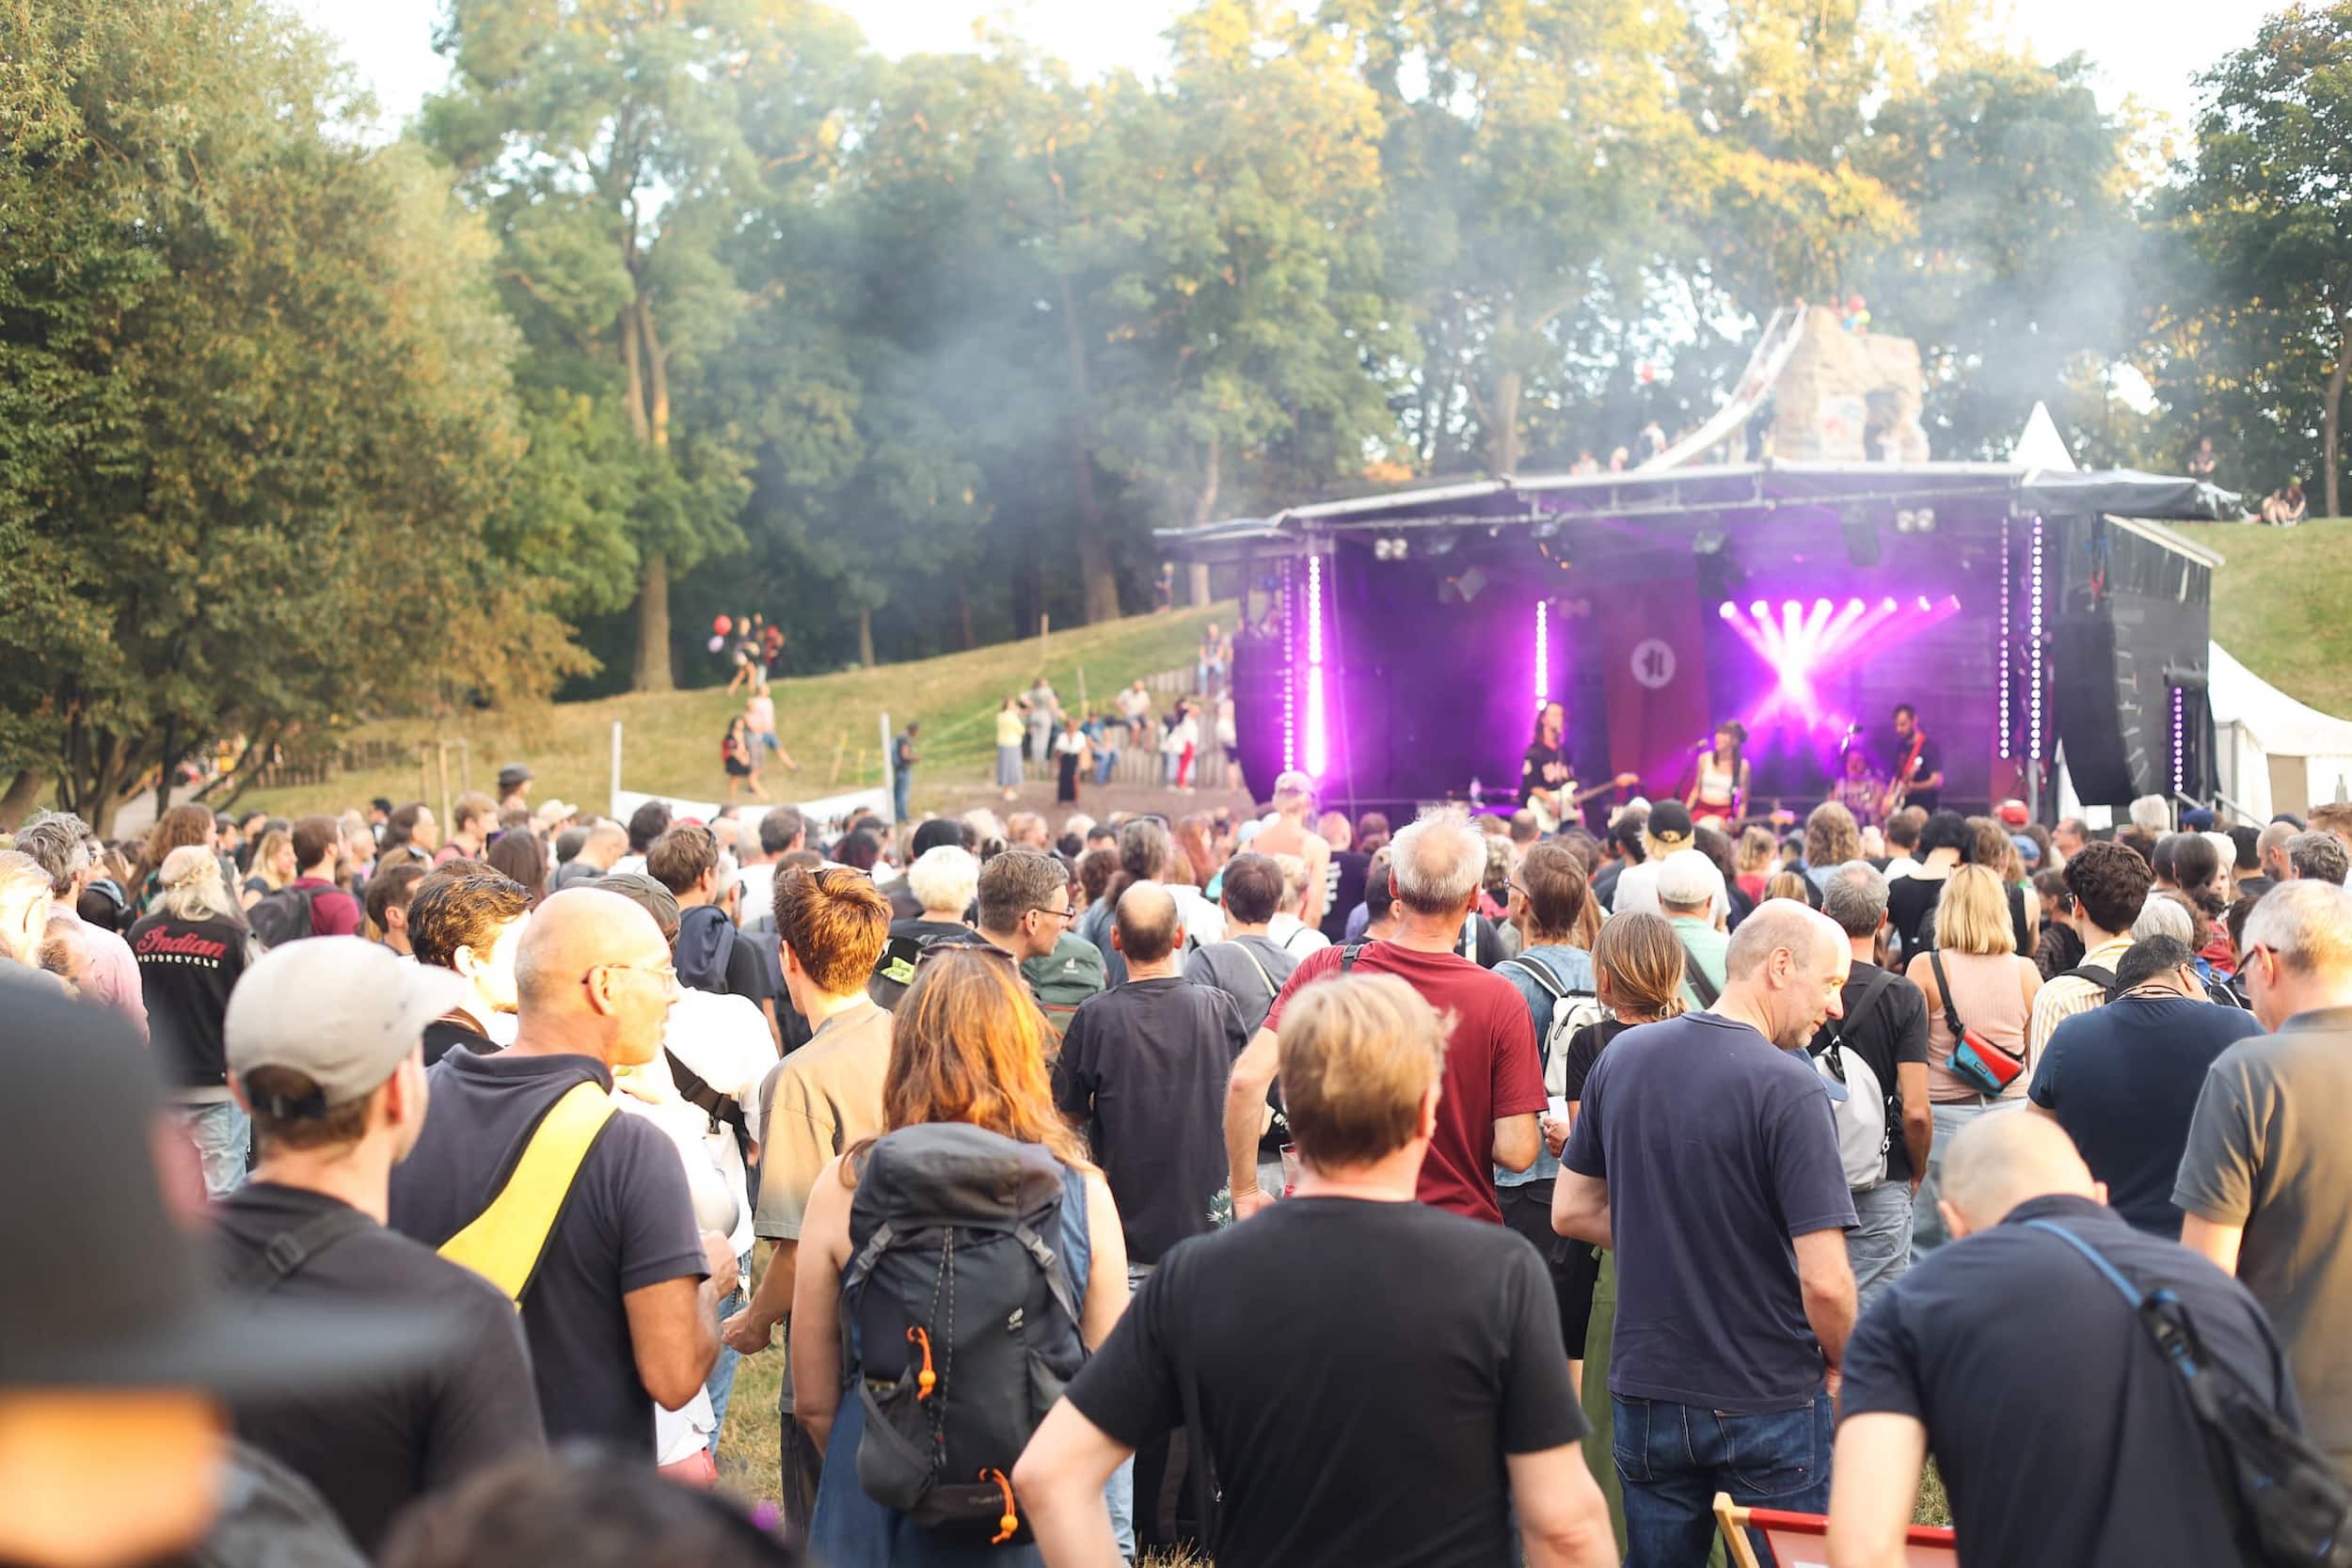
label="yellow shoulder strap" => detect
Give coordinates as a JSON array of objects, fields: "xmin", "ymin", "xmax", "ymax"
[{"xmin": 437, "ymin": 1080, "xmax": 616, "ymax": 1308}]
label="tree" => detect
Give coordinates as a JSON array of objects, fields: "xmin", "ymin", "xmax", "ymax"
[
  {"xmin": 0, "ymin": 0, "xmax": 581, "ymax": 833},
  {"xmin": 2175, "ymin": 3, "xmax": 2352, "ymax": 515},
  {"xmin": 424, "ymin": 0, "xmax": 769, "ymax": 690}
]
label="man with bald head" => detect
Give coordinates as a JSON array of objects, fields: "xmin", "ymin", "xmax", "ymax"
[
  {"xmin": 1055, "ymin": 881, "xmax": 1251, "ymax": 1276},
  {"xmin": 1554, "ymin": 900, "xmax": 1858, "ymax": 1565},
  {"xmin": 389, "ymin": 887, "xmax": 733, "ymax": 1459},
  {"xmin": 1829, "ymin": 1114, "xmax": 2296, "ymax": 1568}
]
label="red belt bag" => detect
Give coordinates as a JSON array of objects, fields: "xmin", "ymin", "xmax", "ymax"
[{"xmin": 1930, "ymin": 950, "xmax": 2026, "ymax": 1095}]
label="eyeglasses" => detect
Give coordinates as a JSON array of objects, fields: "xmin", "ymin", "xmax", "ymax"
[
  {"xmin": 592, "ymin": 959, "xmax": 679, "ymax": 991},
  {"xmin": 1028, "ymin": 904, "xmax": 1074, "ymax": 926},
  {"xmin": 2236, "ymin": 942, "xmax": 2274, "ymax": 977}
]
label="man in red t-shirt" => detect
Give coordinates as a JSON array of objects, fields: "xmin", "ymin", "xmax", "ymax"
[
  {"xmin": 1228, "ymin": 808, "xmax": 1543, "ymax": 1224},
  {"xmin": 286, "ymin": 815, "xmax": 363, "ymax": 938}
]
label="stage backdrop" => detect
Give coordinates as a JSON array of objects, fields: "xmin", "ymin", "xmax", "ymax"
[{"xmin": 1591, "ymin": 569, "xmax": 1713, "ymax": 804}]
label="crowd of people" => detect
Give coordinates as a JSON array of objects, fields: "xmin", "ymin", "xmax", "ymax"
[{"xmin": 9, "ymin": 745, "xmax": 2352, "ymax": 1568}]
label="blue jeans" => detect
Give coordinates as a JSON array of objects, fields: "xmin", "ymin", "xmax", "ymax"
[
  {"xmin": 705, "ymin": 1253, "xmax": 753, "ymax": 1458},
  {"xmin": 1911, "ymin": 1100, "xmax": 2004, "ymax": 1255},
  {"xmin": 1105, "ymin": 1260, "xmax": 1153, "ymax": 1561},
  {"xmin": 173, "ymin": 1101, "xmax": 248, "ymax": 1198},
  {"xmin": 1613, "ymin": 1392, "xmax": 1833, "ymax": 1568},
  {"xmin": 1094, "ymin": 750, "xmax": 1117, "ymax": 784},
  {"xmin": 892, "ymin": 772, "xmax": 912, "ymax": 823},
  {"xmin": 1847, "ymin": 1180, "xmax": 1914, "ymax": 1310}
]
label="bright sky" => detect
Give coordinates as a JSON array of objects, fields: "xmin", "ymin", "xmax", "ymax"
[{"xmin": 292, "ymin": 0, "xmax": 2277, "ymax": 140}]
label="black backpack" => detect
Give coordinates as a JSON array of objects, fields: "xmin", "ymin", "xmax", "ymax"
[
  {"xmin": 843, "ymin": 1123, "xmax": 1087, "ymax": 1544},
  {"xmin": 246, "ymin": 885, "xmax": 323, "ymax": 948}
]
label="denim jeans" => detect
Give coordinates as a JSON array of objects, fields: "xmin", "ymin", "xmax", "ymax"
[
  {"xmin": 172, "ymin": 1101, "xmax": 249, "ymax": 1198},
  {"xmin": 1094, "ymin": 750, "xmax": 1117, "ymax": 784},
  {"xmin": 704, "ymin": 1252, "xmax": 753, "ymax": 1458},
  {"xmin": 1847, "ymin": 1180, "xmax": 1915, "ymax": 1310},
  {"xmin": 1911, "ymin": 1100, "xmax": 2013, "ymax": 1255},
  {"xmin": 892, "ymin": 772, "xmax": 912, "ymax": 823},
  {"xmin": 1105, "ymin": 1259, "xmax": 1153, "ymax": 1562},
  {"xmin": 1613, "ymin": 1392, "xmax": 1833, "ymax": 1567}
]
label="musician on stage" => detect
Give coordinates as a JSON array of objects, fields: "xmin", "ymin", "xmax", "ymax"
[
  {"xmin": 1684, "ymin": 720, "xmax": 1749, "ymax": 825},
  {"xmin": 1885, "ymin": 703, "xmax": 1945, "ymax": 815},
  {"xmin": 1521, "ymin": 700, "xmax": 1637, "ymax": 832}
]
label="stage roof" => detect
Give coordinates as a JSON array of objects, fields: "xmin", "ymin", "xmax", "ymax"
[{"xmin": 1156, "ymin": 461, "xmax": 2241, "ymax": 562}]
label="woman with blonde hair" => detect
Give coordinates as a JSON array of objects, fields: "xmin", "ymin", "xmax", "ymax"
[
  {"xmin": 791, "ymin": 947, "xmax": 1130, "ymax": 1568},
  {"xmin": 1904, "ymin": 863, "xmax": 2042, "ymax": 1255},
  {"xmin": 239, "ymin": 828, "xmax": 296, "ymax": 910},
  {"xmin": 1803, "ymin": 800, "xmax": 1862, "ymax": 892},
  {"xmin": 1733, "ymin": 825, "xmax": 1776, "ymax": 904},
  {"xmin": 1967, "ymin": 814, "xmax": 2039, "ymax": 956},
  {"xmin": 128, "ymin": 846, "xmax": 261, "ymax": 1196},
  {"xmin": 1544, "ymin": 910, "xmax": 1684, "ymax": 1397}
]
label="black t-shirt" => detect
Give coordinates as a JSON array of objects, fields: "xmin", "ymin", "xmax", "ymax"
[
  {"xmin": 386, "ymin": 1051, "xmax": 708, "ymax": 1457},
  {"xmin": 1842, "ymin": 1194, "xmax": 2296, "ymax": 1568},
  {"xmin": 1558, "ymin": 1017, "xmax": 1635, "ymax": 1102},
  {"xmin": 215, "ymin": 1184, "xmax": 544, "ymax": 1552},
  {"xmin": 1884, "ymin": 873, "xmax": 1943, "ymax": 958},
  {"xmin": 1065, "ymin": 1197, "xmax": 1584, "ymax": 1568},
  {"xmin": 1895, "ymin": 733, "xmax": 1943, "ymax": 813},
  {"xmin": 421, "ymin": 1017, "xmax": 496, "ymax": 1069},
  {"xmin": 1052, "ymin": 978, "xmax": 1248, "ymax": 1263},
  {"xmin": 1590, "ymin": 859, "xmax": 1630, "ymax": 912},
  {"xmin": 128, "ymin": 913, "xmax": 253, "ymax": 1088},
  {"xmin": 2026, "ymin": 996, "xmax": 2265, "ymax": 1235},
  {"xmin": 1806, "ymin": 961, "xmax": 1932, "ymax": 1185},
  {"xmin": 893, "ymin": 734, "xmax": 915, "ymax": 772},
  {"xmin": 1519, "ymin": 741, "xmax": 1571, "ymax": 808},
  {"xmin": 1321, "ymin": 851, "xmax": 1371, "ymax": 942}
]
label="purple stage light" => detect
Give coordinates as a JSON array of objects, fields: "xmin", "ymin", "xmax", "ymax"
[
  {"xmin": 1534, "ymin": 599, "xmax": 1550, "ymax": 703},
  {"xmin": 1915, "ymin": 594, "xmax": 1932, "ymax": 613},
  {"xmin": 1813, "ymin": 597, "xmax": 1832, "ymax": 617},
  {"xmin": 1719, "ymin": 601, "xmax": 1738, "ymax": 619},
  {"xmin": 1722, "ymin": 588, "xmax": 1963, "ymax": 730},
  {"xmin": 1751, "ymin": 600, "xmax": 1769, "ymax": 620},
  {"xmin": 1305, "ymin": 553, "xmax": 1327, "ymax": 778},
  {"xmin": 1881, "ymin": 596, "xmax": 1898, "ymax": 614},
  {"xmin": 1846, "ymin": 597, "xmax": 1864, "ymax": 615}
]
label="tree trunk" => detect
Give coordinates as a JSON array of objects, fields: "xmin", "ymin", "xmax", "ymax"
[
  {"xmin": 632, "ymin": 553, "xmax": 675, "ymax": 692},
  {"xmin": 0, "ymin": 768, "xmax": 45, "ymax": 832},
  {"xmin": 958, "ymin": 588, "xmax": 976, "ymax": 651},
  {"xmin": 1488, "ymin": 296, "xmax": 1523, "ymax": 477},
  {"xmin": 2328, "ymin": 306, "xmax": 2349, "ymax": 520},
  {"xmin": 856, "ymin": 605, "xmax": 877, "ymax": 668},
  {"xmin": 1044, "ymin": 166, "xmax": 1120, "ymax": 624}
]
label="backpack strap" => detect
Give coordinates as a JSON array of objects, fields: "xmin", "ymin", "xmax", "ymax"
[
  {"xmin": 2067, "ymin": 962, "xmax": 2121, "ymax": 1001},
  {"xmin": 1928, "ymin": 949, "xmax": 1966, "ymax": 1040},
  {"xmin": 229, "ymin": 1205, "xmax": 374, "ymax": 1293},
  {"xmin": 437, "ymin": 1080, "xmax": 616, "ymax": 1307},
  {"xmin": 666, "ymin": 1048, "xmax": 751, "ymax": 1153},
  {"xmin": 1222, "ymin": 941, "xmax": 1280, "ymax": 1004},
  {"xmin": 1012, "ymin": 1221, "xmax": 1086, "ymax": 1339},
  {"xmin": 1339, "ymin": 941, "xmax": 1370, "ymax": 975},
  {"xmin": 1827, "ymin": 967, "xmax": 1901, "ymax": 1056},
  {"xmin": 1677, "ymin": 938, "xmax": 1722, "ymax": 1009},
  {"xmin": 1500, "ymin": 955, "xmax": 1570, "ymax": 1003}
]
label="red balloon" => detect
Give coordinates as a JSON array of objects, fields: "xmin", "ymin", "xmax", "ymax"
[{"xmin": 714, "ymin": 615, "xmax": 733, "ymax": 636}]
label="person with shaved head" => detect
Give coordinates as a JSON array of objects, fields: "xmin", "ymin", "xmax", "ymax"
[
  {"xmin": 1553, "ymin": 899, "xmax": 1858, "ymax": 1565},
  {"xmin": 388, "ymin": 887, "xmax": 735, "ymax": 1460},
  {"xmin": 1829, "ymin": 1113, "xmax": 2298, "ymax": 1568}
]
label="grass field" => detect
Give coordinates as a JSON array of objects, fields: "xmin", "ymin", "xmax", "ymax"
[
  {"xmin": 237, "ymin": 605, "xmax": 1228, "ymax": 820},
  {"xmin": 2194, "ymin": 516, "xmax": 2352, "ymax": 718}
]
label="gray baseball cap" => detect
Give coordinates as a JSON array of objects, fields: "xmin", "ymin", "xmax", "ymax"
[{"xmin": 226, "ymin": 937, "xmax": 467, "ymax": 1115}]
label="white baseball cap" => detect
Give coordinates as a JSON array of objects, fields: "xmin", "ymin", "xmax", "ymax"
[{"xmin": 226, "ymin": 938, "xmax": 467, "ymax": 1116}]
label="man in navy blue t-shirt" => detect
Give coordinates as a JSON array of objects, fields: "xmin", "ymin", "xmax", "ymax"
[
  {"xmin": 1554, "ymin": 902, "xmax": 1858, "ymax": 1567},
  {"xmin": 2026, "ymin": 933, "xmax": 2262, "ymax": 1237}
]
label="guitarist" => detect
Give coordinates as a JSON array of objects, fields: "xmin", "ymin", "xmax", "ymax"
[
  {"xmin": 1885, "ymin": 703, "xmax": 1945, "ymax": 816},
  {"xmin": 1521, "ymin": 700, "xmax": 1639, "ymax": 832}
]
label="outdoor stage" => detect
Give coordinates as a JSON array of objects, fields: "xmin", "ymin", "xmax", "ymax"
[{"xmin": 1161, "ymin": 462, "xmax": 2238, "ymax": 826}]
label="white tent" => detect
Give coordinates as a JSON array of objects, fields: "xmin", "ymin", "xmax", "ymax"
[{"xmin": 2209, "ymin": 642, "xmax": 2352, "ymax": 820}]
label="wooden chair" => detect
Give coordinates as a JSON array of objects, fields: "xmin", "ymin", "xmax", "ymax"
[{"xmin": 1713, "ymin": 1491, "xmax": 1959, "ymax": 1567}]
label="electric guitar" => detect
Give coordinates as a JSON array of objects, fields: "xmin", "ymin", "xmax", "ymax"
[
  {"xmin": 1529, "ymin": 772, "xmax": 1643, "ymax": 833},
  {"xmin": 1884, "ymin": 735, "xmax": 1930, "ymax": 815}
]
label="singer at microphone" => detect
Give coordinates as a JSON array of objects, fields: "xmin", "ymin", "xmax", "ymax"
[{"xmin": 1686, "ymin": 720, "xmax": 1748, "ymax": 821}]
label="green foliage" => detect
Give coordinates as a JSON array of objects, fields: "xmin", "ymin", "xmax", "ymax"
[{"xmin": 0, "ymin": 0, "xmax": 583, "ymax": 832}]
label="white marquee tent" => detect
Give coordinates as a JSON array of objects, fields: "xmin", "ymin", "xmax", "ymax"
[{"xmin": 2210, "ymin": 642, "xmax": 2352, "ymax": 821}]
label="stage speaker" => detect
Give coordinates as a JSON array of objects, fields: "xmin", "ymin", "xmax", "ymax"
[{"xmin": 2053, "ymin": 610, "xmax": 2158, "ymax": 804}]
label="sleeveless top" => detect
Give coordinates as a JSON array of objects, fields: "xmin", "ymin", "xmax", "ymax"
[
  {"xmin": 1697, "ymin": 752, "xmax": 1738, "ymax": 806},
  {"xmin": 1921, "ymin": 949, "xmax": 2035, "ymax": 1103}
]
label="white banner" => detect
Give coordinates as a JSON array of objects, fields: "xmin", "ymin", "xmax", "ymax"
[{"xmin": 608, "ymin": 785, "xmax": 891, "ymax": 840}]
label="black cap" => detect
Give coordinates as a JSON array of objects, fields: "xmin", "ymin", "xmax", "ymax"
[
  {"xmin": 0, "ymin": 979, "xmax": 453, "ymax": 1393},
  {"xmin": 1646, "ymin": 800, "xmax": 1694, "ymax": 847},
  {"xmin": 497, "ymin": 762, "xmax": 533, "ymax": 790}
]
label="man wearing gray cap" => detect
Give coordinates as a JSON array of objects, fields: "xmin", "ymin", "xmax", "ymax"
[{"xmin": 213, "ymin": 938, "xmax": 545, "ymax": 1551}]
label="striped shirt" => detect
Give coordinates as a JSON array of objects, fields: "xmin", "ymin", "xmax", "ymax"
[{"xmin": 2027, "ymin": 933, "xmax": 2133, "ymax": 1063}]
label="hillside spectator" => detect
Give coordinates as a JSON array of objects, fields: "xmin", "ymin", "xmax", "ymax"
[
  {"xmin": 722, "ymin": 865, "xmax": 893, "ymax": 1523},
  {"xmin": 1553, "ymin": 901, "xmax": 1857, "ymax": 1563},
  {"xmin": 1829, "ymin": 1112, "xmax": 2298, "ymax": 1568},
  {"xmin": 15, "ymin": 811, "xmax": 146, "ymax": 1036},
  {"xmin": 388, "ymin": 888, "xmax": 729, "ymax": 1460},
  {"xmin": 366, "ymin": 860, "xmax": 428, "ymax": 955},
  {"xmin": 406, "ymin": 866, "xmax": 532, "ymax": 1063},
  {"xmin": 787, "ymin": 947, "xmax": 1130, "ymax": 1566},
  {"xmin": 2291, "ymin": 828, "xmax": 2350, "ymax": 886},
  {"xmin": 126, "ymin": 847, "xmax": 262, "ymax": 1196},
  {"xmin": 2177, "ymin": 879, "xmax": 2352, "ymax": 1483},
  {"xmin": 1019, "ymin": 974, "xmax": 1614, "ymax": 1568},
  {"xmin": 2026, "ymin": 841, "xmax": 2151, "ymax": 1058},
  {"xmin": 433, "ymin": 794, "xmax": 496, "ymax": 866},
  {"xmin": 215, "ymin": 939, "xmax": 544, "ymax": 1551},
  {"xmin": 1813, "ymin": 862, "xmax": 1932, "ymax": 1305},
  {"xmin": 2027, "ymin": 933, "xmax": 2263, "ymax": 1238},
  {"xmin": 891, "ymin": 721, "xmax": 919, "ymax": 821},
  {"xmin": 2260, "ymin": 478, "xmax": 2308, "ymax": 525},
  {"xmin": 1229, "ymin": 808, "xmax": 1543, "ymax": 1225}
]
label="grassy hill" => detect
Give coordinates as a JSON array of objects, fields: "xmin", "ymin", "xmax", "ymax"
[
  {"xmin": 2190, "ymin": 516, "xmax": 2352, "ymax": 718},
  {"xmin": 238, "ymin": 605, "xmax": 1229, "ymax": 819}
]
